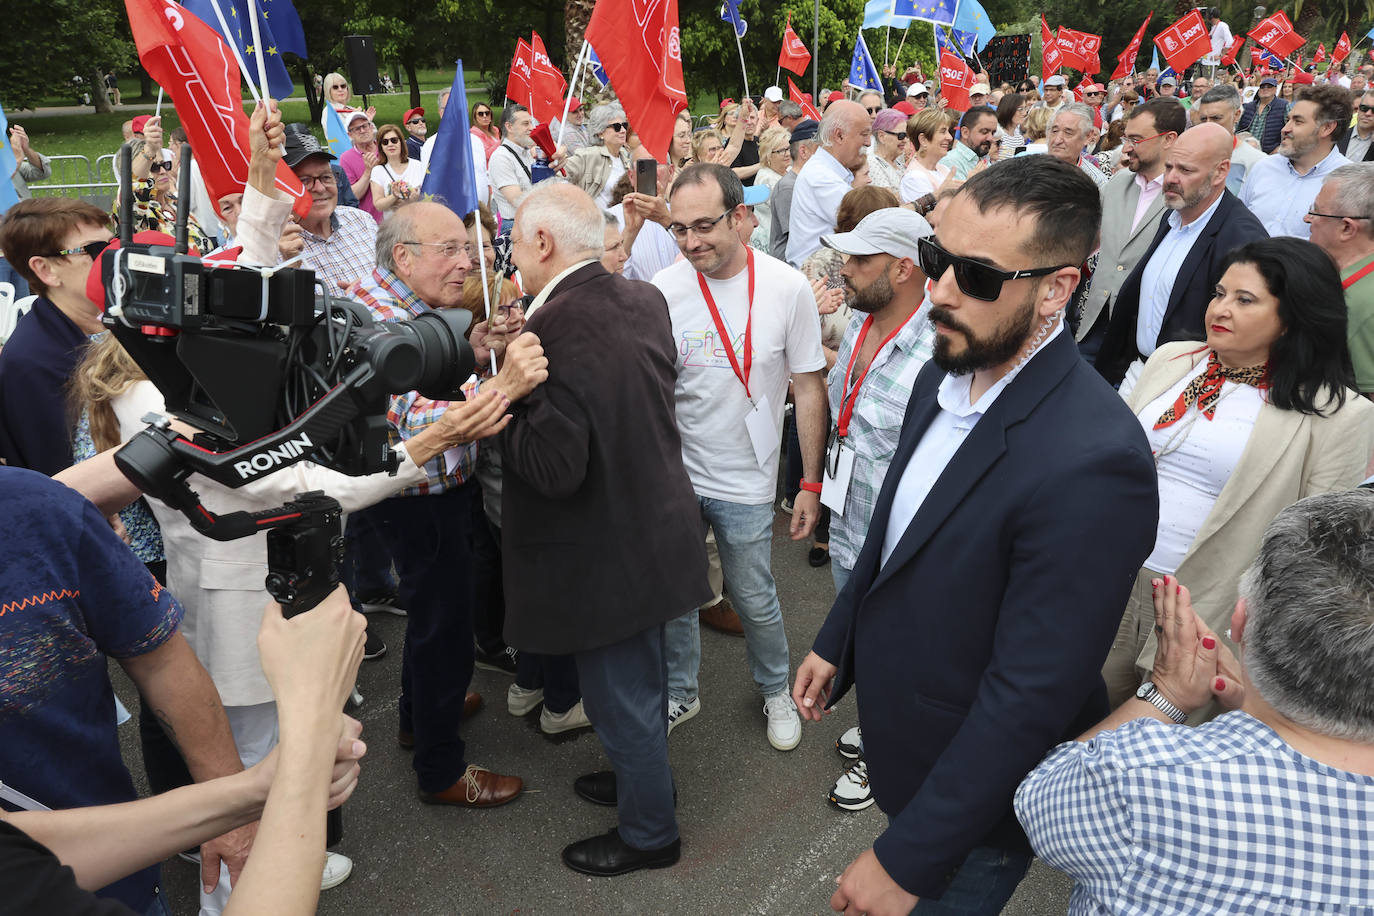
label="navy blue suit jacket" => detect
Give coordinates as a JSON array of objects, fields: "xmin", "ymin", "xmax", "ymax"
[{"xmin": 811, "ymin": 329, "xmax": 1158, "ymax": 899}]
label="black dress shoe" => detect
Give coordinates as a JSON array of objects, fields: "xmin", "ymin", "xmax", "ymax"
[
  {"xmin": 808, "ymin": 545, "xmax": 831, "ymax": 567},
  {"xmin": 561, "ymin": 827, "xmax": 680, "ymax": 877},
  {"xmin": 573, "ymin": 771, "xmax": 678, "ymax": 807}
]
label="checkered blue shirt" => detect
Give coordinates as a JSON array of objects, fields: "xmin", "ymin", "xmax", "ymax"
[
  {"xmin": 300, "ymin": 206, "xmax": 378, "ymax": 292},
  {"xmin": 825, "ymin": 305, "xmax": 935, "ymax": 570},
  {"xmin": 353, "ymin": 268, "xmax": 476, "ymax": 496},
  {"xmin": 1014, "ymin": 711, "xmax": 1374, "ymax": 914}
]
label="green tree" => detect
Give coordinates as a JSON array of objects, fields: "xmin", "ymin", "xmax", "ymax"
[{"xmin": 1, "ymin": 0, "xmax": 135, "ymax": 111}]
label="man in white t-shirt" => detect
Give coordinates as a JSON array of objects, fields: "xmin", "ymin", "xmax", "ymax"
[
  {"xmin": 488, "ymin": 105, "xmax": 536, "ymax": 222},
  {"xmin": 652, "ymin": 163, "xmax": 828, "ymax": 752},
  {"xmin": 1203, "ymin": 8, "xmax": 1232, "ymax": 68}
]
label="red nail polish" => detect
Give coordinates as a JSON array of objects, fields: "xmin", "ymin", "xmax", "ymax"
[
  {"xmin": 1176, "ymin": 584, "xmax": 1182, "ymax": 595},
  {"xmin": 1215, "ymin": 678, "xmax": 1225, "ymax": 692},
  {"xmin": 1202, "ymin": 637, "xmax": 1216, "ymax": 650}
]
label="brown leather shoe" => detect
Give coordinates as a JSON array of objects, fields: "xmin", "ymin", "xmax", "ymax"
[
  {"xmin": 699, "ymin": 598, "xmax": 744, "ymax": 637},
  {"xmin": 398, "ymin": 692, "xmax": 483, "ymax": 749},
  {"xmin": 418, "ymin": 765, "xmax": 523, "ymax": 808}
]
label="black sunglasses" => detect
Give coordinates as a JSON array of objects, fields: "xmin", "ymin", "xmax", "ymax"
[
  {"xmin": 917, "ymin": 236, "xmax": 1069, "ymax": 301},
  {"xmin": 475, "ymin": 110, "xmax": 492, "ymax": 116},
  {"xmin": 406, "ymin": 118, "xmax": 424, "ymax": 125},
  {"xmin": 50, "ymin": 239, "xmax": 112, "ymax": 261},
  {"xmin": 381, "ymin": 136, "xmax": 402, "ymax": 144},
  {"xmin": 606, "ymin": 121, "xmax": 629, "ymax": 132},
  {"xmin": 149, "ymin": 160, "xmax": 174, "ymax": 173},
  {"xmin": 1360, "ymin": 104, "xmax": 1374, "ymax": 114}
]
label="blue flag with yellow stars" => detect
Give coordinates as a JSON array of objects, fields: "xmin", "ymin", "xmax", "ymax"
[
  {"xmin": 894, "ymin": 0, "xmax": 956, "ymax": 28},
  {"xmin": 421, "ymin": 61, "xmax": 479, "ymax": 218},
  {"xmin": 182, "ymin": 0, "xmax": 297, "ymax": 99},
  {"xmin": 848, "ymin": 33, "xmax": 882, "ymax": 91}
]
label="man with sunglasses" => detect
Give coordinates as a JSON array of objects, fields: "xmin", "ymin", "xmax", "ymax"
[
  {"xmin": 1306, "ymin": 163, "xmax": 1374, "ymax": 397},
  {"xmin": 794, "ymin": 155, "xmax": 1158, "ymax": 916},
  {"xmin": 402, "ymin": 106, "xmax": 426, "ymax": 161},
  {"xmin": 1336, "ymin": 90, "xmax": 1374, "ymax": 163}
]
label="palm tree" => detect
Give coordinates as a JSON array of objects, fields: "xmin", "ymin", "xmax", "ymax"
[{"xmin": 566, "ymin": 0, "xmax": 596, "ymax": 77}]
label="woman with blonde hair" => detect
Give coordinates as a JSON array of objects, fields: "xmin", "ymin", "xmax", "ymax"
[
  {"xmin": 320, "ymin": 71, "xmax": 375, "ymax": 125},
  {"xmin": 1022, "ymin": 106, "xmax": 1052, "ymax": 154},
  {"xmin": 899, "ymin": 108, "xmax": 952, "ymax": 207},
  {"xmin": 460, "ymin": 205, "xmax": 521, "ymax": 335}
]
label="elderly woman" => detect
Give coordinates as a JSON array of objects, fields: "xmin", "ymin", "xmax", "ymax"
[
  {"xmin": 749, "ymin": 125, "xmax": 791, "ymax": 249},
  {"xmin": 691, "ymin": 128, "xmax": 724, "ymax": 164},
  {"xmin": 563, "ymin": 103, "xmax": 632, "ymax": 207},
  {"xmin": 669, "ymin": 111, "xmax": 694, "ymax": 169},
  {"xmin": 320, "ymin": 71, "xmax": 375, "ymax": 124},
  {"xmin": 1021, "ymin": 106, "xmax": 1052, "ymax": 154},
  {"xmin": 1101, "ymin": 238, "xmax": 1374, "ymax": 711},
  {"xmin": 113, "ymin": 115, "xmax": 213, "ymax": 252},
  {"xmin": 866, "ymin": 108, "xmax": 909, "ymax": 191},
  {"xmin": 899, "ymin": 108, "xmax": 952, "ymax": 206},
  {"xmin": 369, "ymin": 123, "xmax": 426, "ymax": 216}
]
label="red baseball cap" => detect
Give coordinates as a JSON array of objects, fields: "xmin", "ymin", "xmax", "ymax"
[
  {"xmin": 893, "ymin": 100, "xmax": 917, "ymax": 116},
  {"xmin": 569, "ymin": 97, "xmax": 582, "ymax": 111},
  {"xmin": 403, "ymin": 107, "xmax": 425, "ymax": 124},
  {"xmin": 130, "ymin": 115, "xmax": 151, "ymax": 134},
  {"xmin": 827, "ymin": 90, "xmax": 844, "ymax": 103}
]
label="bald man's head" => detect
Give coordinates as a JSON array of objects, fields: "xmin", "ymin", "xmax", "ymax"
[
  {"xmin": 820, "ymin": 100, "xmax": 874, "ymax": 169},
  {"xmin": 1162, "ymin": 122, "xmax": 1232, "ymax": 215}
]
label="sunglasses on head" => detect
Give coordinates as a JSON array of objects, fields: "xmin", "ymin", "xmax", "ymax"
[{"xmin": 917, "ymin": 236, "xmax": 1070, "ymax": 301}]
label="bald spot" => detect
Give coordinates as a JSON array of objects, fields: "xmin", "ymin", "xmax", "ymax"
[{"xmin": 824, "ymin": 100, "xmax": 870, "ymax": 137}]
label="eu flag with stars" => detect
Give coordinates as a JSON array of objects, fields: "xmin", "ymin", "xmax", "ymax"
[
  {"xmin": 720, "ymin": 0, "xmax": 747, "ymax": 38},
  {"xmin": 935, "ymin": 25, "xmax": 964, "ymax": 60},
  {"xmin": 182, "ymin": 0, "xmax": 297, "ymax": 99},
  {"xmin": 587, "ymin": 46, "xmax": 608, "ymax": 87},
  {"xmin": 952, "ymin": 0, "xmax": 996, "ymax": 52},
  {"xmin": 422, "ymin": 61, "xmax": 479, "ymax": 218},
  {"xmin": 894, "ymin": 0, "xmax": 955, "ymax": 28},
  {"xmin": 848, "ymin": 33, "xmax": 882, "ymax": 91}
]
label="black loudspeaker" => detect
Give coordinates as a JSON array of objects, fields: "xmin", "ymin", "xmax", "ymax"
[
  {"xmin": 344, "ymin": 35, "xmax": 384, "ymax": 95},
  {"xmin": 981, "ymin": 35, "xmax": 1031, "ymax": 85}
]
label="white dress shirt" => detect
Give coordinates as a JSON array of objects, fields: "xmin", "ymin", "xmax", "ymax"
[
  {"xmin": 1240, "ymin": 145, "xmax": 1349, "ymax": 239},
  {"xmin": 880, "ymin": 320, "xmax": 1065, "ymax": 567},
  {"xmin": 785, "ymin": 147, "xmax": 853, "ymax": 267},
  {"xmin": 1135, "ymin": 191, "xmax": 1225, "ymax": 357}
]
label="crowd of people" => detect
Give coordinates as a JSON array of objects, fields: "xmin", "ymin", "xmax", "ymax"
[{"xmin": 2, "ymin": 24, "xmax": 1374, "ymax": 914}]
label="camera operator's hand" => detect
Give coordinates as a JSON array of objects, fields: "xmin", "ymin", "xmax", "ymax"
[
  {"xmin": 258, "ymin": 586, "xmax": 365, "ymax": 722},
  {"xmin": 278, "ymin": 221, "xmax": 304, "ymax": 260},
  {"xmin": 489, "ymin": 332, "xmax": 549, "ymax": 402},
  {"xmin": 249, "ymin": 714, "xmax": 366, "ymax": 811}
]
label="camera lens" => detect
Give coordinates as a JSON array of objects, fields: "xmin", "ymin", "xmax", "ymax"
[{"xmin": 407, "ymin": 310, "xmax": 476, "ymax": 400}]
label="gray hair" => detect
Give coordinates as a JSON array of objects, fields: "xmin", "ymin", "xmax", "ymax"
[
  {"xmin": 1322, "ymin": 163, "xmax": 1374, "ymax": 240},
  {"xmin": 818, "ymin": 104, "xmax": 851, "ymax": 148},
  {"xmin": 1056, "ymin": 102, "xmax": 1096, "ymax": 136},
  {"xmin": 1239, "ymin": 490, "xmax": 1374, "ymax": 741},
  {"xmin": 515, "ymin": 180, "xmax": 604, "ymax": 257},
  {"xmin": 501, "ymin": 104, "xmax": 528, "ymax": 135},
  {"xmin": 375, "ymin": 206, "xmax": 416, "ymax": 272},
  {"xmin": 436, "ymin": 88, "xmax": 451, "ymax": 108},
  {"xmin": 777, "ymin": 99, "xmax": 804, "ymax": 120},
  {"xmin": 1200, "ymin": 84, "xmax": 1242, "ymax": 111},
  {"xmin": 602, "ymin": 210, "xmax": 620, "ymax": 228},
  {"xmin": 323, "ymin": 72, "xmax": 348, "ymax": 92},
  {"xmin": 587, "ymin": 104, "xmax": 626, "ymax": 142}
]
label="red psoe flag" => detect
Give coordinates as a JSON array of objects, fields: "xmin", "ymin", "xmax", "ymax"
[
  {"xmin": 508, "ymin": 38, "xmax": 534, "ymax": 104},
  {"xmin": 1110, "ymin": 12, "xmax": 1153, "ymax": 80},
  {"xmin": 779, "ymin": 14, "xmax": 811, "ymax": 76},
  {"xmin": 1153, "ymin": 10, "xmax": 1211, "ymax": 72},
  {"xmin": 1248, "ymin": 11, "xmax": 1305, "ymax": 60},
  {"xmin": 1331, "ymin": 31, "xmax": 1351, "ymax": 66},
  {"xmin": 124, "ymin": 0, "xmax": 308, "ymax": 217},
  {"xmin": 938, "ymin": 50, "xmax": 974, "ymax": 111},
  {"xmin": 1220, "ymin": 35, "xmax": 1245, "ymax": 67},
  {"xmin": 1056, "ymin": 27, "xmax": 1102, "ymax": 74},
  {"xmin": 529, "ymin": 32, "xmax": 569, "ymax": 124},
  {"xmin": 1040, "ymin": 15, "xmax": 1063, "ymax": 83},
  {"xmin": 1314, "ymin": 43, "xmax": 1326, "ymax": 63},
  {"xmin": 585, "ymin": 0, "xmax": 687, "ymax": 160},
  {"xmin": 787, "ymin": 77, "xmax": 820, "ymax": 120}
]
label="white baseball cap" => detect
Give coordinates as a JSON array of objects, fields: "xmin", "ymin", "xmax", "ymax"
[
  {"xmin": 763, "ymin": 86, "xmax": 784, "ymax": 102},
  {"xmin": 822, "ymin": 208, "xmax": 933, "ymax": 263},
  {"xmin": 907, "ymin": 82, "xmax": 928, "ymax": 97}
]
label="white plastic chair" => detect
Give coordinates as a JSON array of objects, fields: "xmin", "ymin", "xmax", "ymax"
[{"xmin": 0, "ymin": 282, "xmax": 15, "ymax": 343}]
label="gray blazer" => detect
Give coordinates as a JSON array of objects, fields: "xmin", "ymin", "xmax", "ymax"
[{"xmin": 1076, "ymin": 168, "xmax": 1167, "ymax": 342}]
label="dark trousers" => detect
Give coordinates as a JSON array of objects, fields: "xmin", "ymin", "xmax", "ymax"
[
  {"xmin": 341, "ymin": 503, "xmax": 398, "ymax": 609},
  {"xmin": 515, "ymin": 650, "xmax": 580, "ymax": 715},
  {"xmin": 910, "ymin": 845, "xmax": 1032, "ymax": 915},
  {"xmin": 369, "ymin": 485, "xmax": 476, "ymax": 792},
  {"xmin": 576, "ymin": 624, "xmax": 678, "ymax": 850},
  {"xmin": 471, "ymin": 507, "xmax": 507, "ymax": 656}
]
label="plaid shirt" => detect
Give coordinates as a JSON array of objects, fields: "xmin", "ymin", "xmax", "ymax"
[
  {"xmin": 1015, "ymin": 712, "xmax": 1374, "ymax": 915},
  {"xmin": 353, "ymin": 268, "xmax": 476, "ymax": 496},
  {"xmin": 825, "ymin": 305, "xmax": 935, "ymax": 570},
  {"xmin": 300, "ymin": 206, "xmax": 378, "ymax": 292}
]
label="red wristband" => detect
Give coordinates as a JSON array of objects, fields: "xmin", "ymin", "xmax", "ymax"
[{"xmin": 799, "ymin": 479, "xmax": 823, "ymax": 494}]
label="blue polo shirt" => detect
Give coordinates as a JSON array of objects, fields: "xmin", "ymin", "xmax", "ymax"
[{"xmin": 0, "ymin": 297, "xmax": 89, "ymax": 474}]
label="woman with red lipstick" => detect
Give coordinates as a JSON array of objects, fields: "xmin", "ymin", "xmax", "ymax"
[{"xmin": 1102, "ymin": 238, "xmax": 1374, "ymax": 713}]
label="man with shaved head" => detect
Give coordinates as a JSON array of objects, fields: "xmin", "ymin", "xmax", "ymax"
[
  {"xmin": 501, "ymin": 182, "xmax": 712, "ymax": 876},
  {"xmin": 786, "ymin": 99, "xmax": 873, "ymax": 265},
  {"xmin": 1096, "ymin": 122, "xmax": 1268, "ymax": 387}
]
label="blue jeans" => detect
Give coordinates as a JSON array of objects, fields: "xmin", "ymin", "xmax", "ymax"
[
  {"xmin": 912, "ymin": 845, "xmax": 1032, "ymax": 915},
  {"xmin": 666, "ymin": 496, "xmax": 789, "ymax": 702},
  {"xmin": 831, "ymin": 562, "xmax": 851, "ymax": 595},
  {"xmin": 143, "ymin": 880, "xmax": 172, "ymax": 916}
]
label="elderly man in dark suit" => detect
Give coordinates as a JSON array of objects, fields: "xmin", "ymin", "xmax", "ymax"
[
  {"xmin": 1094, "ymin": 123, "xmax": 1267, "ymax": 389},
  {"xmin": 793, "ymin": 156, "xmax": 1159, "ymax": 916},
  {"xmin": 499, "ymin": 182, "xmax": 712, "ymax": 877}
]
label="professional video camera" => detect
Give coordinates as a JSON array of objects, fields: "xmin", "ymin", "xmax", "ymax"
[{"xmin": 103, "ymin": 143, "xmax": 475, "ymax": 614}]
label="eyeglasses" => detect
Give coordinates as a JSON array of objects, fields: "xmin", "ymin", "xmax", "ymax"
[
  {"xmin": 402, "ymin": 240, "xmax": 476, "ymax": 259},
  {"xmin": 1122, "ymin": 130, "xmax": 1170, "ymax": 147},
  {"xmin": 48, "ymin": 239, "xmax": 111, "ymax": 261},
  {"xmin": 606, "ymin": 122, "xmax": 628, "ymax": 132},
  {"xmin": 917, "ymin": 236, "xmax": 1069, "ymax": 301},
  {"xmin": 667, "ymin": 211, "xmax": 731, "ymax": 239},
  {"xmin": 298, "ymin": 172, "xmax": 336, "ymax": 189},
  {"xmin": 381, "ymin": 137, "xmax": 402, "ymax": 145},
  {"xmin": 347, "ymin": 123, "xmax": 372, "ymax": 134},
  {"xmin": 406, "ymin": 118, "xmax": 424, "ymax": 125},
  {"xmin": 1307, "ymin": 209, "xmax": 1372, "ymax": 220}
]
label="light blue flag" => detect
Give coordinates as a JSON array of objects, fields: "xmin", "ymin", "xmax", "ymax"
[
  {"xmin": 1367, "ymin": 25, "xmax": 1374, "ymax": 41},
  {"xmin": 952, "ymin": 0, "xmax": 996, "ymax": 52},
  {"xmin": 421, "ymin": 61, "xmax": 479, "ymax": 218},
  {"xmin": 1149, "ymin": 47, "xmax": 1160, "ymax": 72},
  {"xmin": 849, "ymin": 33, "xmax": 883, "ymax": 90},
  {"xmin": 894, "ymin": 0, "xmax": 956, "ymax": 28},
  {"xmin": 862, "ymin": 0, "xmax": 913, "ymax": 29},
  {"xmin": 0, "ymin": 103, "xmax": 19, "ymax": 216},
  {"xmin": 720, "ymin": 0, "xmax": 747, "ymax": 38},
  {"xmin": 321, "ymin": 102, "xmax": 351, "ymax": 158},
  {"xmin": 587, "ymin": 46, "xmax": 608, "ymax": 87}
]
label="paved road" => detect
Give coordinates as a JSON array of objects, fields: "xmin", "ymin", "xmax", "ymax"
[{"xmin": 115, "ymin": 511, "xmax": 1072, "ymax": 915}]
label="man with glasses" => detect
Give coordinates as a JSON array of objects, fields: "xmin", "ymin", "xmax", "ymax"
[
  {"xmin": 654, "ymin": 163, "xmax": 827, "ymax": 751},
  {"xmin": 1307, "ymin": 163, "xmax": 1374, "ymax": 396},
  {"xmin": 1193, "ymin": 85, "xmax": 1267, "ymax": 193},
  {"xmin": 339, "ymin": 111, "xmax": 383, "ymax": 223},
  {"xmin": 0, "ymin": 198, "xmax": 113, "ymax": 473},
  {"xmin": 1337, "ymin": 90, "xmax": 1374, "ymax": 163},
  {"xmin": 1076, "ymin": 98, "xmax": 1184, "ymax": 360},
  {"xmin": 793, "ymin": 155, "xmax": 1157, "ymax": 916},
  {"xmin": 858, "ymin": 90, "xmax": 886, "ymax": 122},
  {"xmin": 285, "ymin": 125, "xmax": 378, "ymax": 293},
  {"xmin": 1096, "ymin": 123, "xmax": 1267, "ymax": 388},
  {"xmin": 1241, "ymin": 85, "xmax": 1352, "ymax": 239},
  {"xmin": 402, "ymin": 106, "xmax": 426, "ymax": 160}
]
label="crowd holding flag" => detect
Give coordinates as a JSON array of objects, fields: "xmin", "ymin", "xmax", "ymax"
[
  {"xmin": 937, "ymin": 48, "xmax": 974, "ymax": 109},
  {"xmin": 1152, "ymin": 8, "xmax": 1211, "ymax": 72},
  {"xmin": 181, "ymin": 0, "xmax": 304, "ymax": 101}
]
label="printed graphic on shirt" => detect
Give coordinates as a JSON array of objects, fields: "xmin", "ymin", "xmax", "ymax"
[{"xmin": 680, "ymin": 317, "xmax": 744, "ymax": 371}]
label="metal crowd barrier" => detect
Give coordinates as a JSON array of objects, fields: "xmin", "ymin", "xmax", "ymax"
[{"xmin": 27, "ymin": 154, "xmax": 117, "ymax": 211}]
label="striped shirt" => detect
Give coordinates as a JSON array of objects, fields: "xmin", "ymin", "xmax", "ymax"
[
  {"xmin": 1015, "ymin": 711, "xmax": 1374, "ymax": 915},
  {"xmin": 299, "ymin": 206, "xmax": 378, "ymax": 292},
  {"xmin": 353, "ymin": 268, "xmax": 476, "ymax": 496}
]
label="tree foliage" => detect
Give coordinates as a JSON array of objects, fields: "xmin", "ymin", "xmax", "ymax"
[{"xmin": 1, "ymin": 0, "xmax": 136, "ymax": 110}]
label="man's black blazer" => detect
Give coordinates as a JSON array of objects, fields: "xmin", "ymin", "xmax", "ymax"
[
  {"xmin": 498, "ymin": 262, "xmax": 712, "ymax": 655},
  {"xmin": 811, "ymin": 329, "xmax": 1158, "ymax": 899},
  {"xmin": 1094, "ymin": 190, "xmax": 1267, "ymax": 386},
  {"xmin": 1336, "ymin": 129, "xmax": 1374, "ymax": 162}
]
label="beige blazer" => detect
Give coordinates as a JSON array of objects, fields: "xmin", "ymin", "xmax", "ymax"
[
  {"xmin": 1076, "ymin": 168, "xmax": 1168, "ymax": 342},
  {"xmin": 1127, "ymin": 341, "xmax": 1374, "ymax": 667}
]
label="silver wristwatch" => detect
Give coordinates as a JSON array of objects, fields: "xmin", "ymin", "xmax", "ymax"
[{"xmin": 1136, "ymin": 681, "xmax": 1188, "ymax": 723}]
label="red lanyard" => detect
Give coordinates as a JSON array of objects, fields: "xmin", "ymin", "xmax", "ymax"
[
  {"xmin": 835, "ymin": 310, "xmax": 918, "ymax": 438},
  {"xmin": 1343, "ymin": 259, "xmax": 1374, "ymax": 291},
  {"xmin": 696, "ymin": 247, "xmax": 756, "ymax": 399}
]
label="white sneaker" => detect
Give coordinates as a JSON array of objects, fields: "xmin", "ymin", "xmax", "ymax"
[
  {"xmin": 836, "ymin": 725, "xmax": 862, "ymax": 759},
  {"xmin": 666, "ymin": 696, "xmax": 700, "ymax": 735},
  {"xmin": 829, "ymin": 760, "xmax": 875, "ymax": 810},
  {"xmin": 507, "ymin": 684, "xmax": 544, "ymax": 716},
  {"xmin": 764, "ymin": 694, "xmax": 802, "ymax": 751},
  {"xmin": 321, "ymin": 851, "xmax": 353, "ymax": 890},
  {"xmin": 540, "ymin": 699, "xmax": 592, "ymax": 734}
]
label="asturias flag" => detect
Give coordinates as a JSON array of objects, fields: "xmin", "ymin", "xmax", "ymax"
[
  {"xmin": 952, "ymin": 0, "xmax": 996, "ymax": 53},
  {"xmin": 0, "ymin": 103, "xmax": 20, "ymax": 216}
]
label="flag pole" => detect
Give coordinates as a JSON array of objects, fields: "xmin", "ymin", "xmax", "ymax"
[
  {"xmin": 246, "ymin": 0, "xmax": 273, "ymax": 104},
  {"xmin": 473, "ymin": 210, "xmax": 496, "ymax": 374},
  {"xmin": 734, "ymin": 28, "xmax": 751, "ymax": 99},
  {"xmin": 892, "ymin": 23, "xmax": 911, "ymax": 69},
  {"xmin": 885, "ymin": 26, "xmax": 891, "ymax": 68},
  {"xmin": 556, "ymin": 40, "xmax": 590, "ymax": 148},
  {"xmin": 155, "ymin": 88, "xmax": 164, "ymax": 119},
  {"xmin": 207, "ymin": 0, "xmax": 264, "ymax": 105},
  {"xmin": 812, "ymin": 0, "xmax": 820, "ymax": 103}
]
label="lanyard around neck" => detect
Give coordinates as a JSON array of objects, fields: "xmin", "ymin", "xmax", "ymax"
[{"xmin": 695, "ymin": 247, "xmax": 756, "ymax": 399}]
